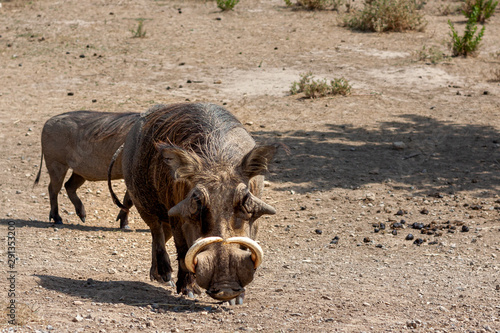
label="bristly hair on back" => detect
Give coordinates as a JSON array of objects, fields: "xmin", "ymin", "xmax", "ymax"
[
  {"xmin": 90, "ymin": 112, "xmax": 141, "ymax": 141},
  {"xmin": 144, "ymin": 103, "xmax": 244, "ymax": 164}
]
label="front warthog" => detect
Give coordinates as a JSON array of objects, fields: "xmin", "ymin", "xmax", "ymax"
[
  {"xmin": 108, "ymin": 103, "xmax": 277, "ymax": 304},
  {"xmin": 35, "ymin": 111, "xmax": 140, "ymax": 228}
]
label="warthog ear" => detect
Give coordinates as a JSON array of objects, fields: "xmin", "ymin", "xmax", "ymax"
[
  {"xmin": 240, "ymin": 145, "xmax": 278, "ymax": 180},
  {"xmin": 155, "ymin": 142, "xmax": 202, "ymax": 180}
]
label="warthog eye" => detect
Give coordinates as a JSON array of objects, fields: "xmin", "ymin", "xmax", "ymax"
[
  {"xmin": 191, "ymin": 193, "xmax": 210, "ymax": 234},
  {"xmin": 238, "ymin": 193, "xmax": 253, "ymax": 220}
]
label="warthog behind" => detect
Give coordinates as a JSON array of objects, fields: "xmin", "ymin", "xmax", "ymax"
[
  {"xmin": 109, "ymin": 103, "xmax": 277, "ymax": 303},
  {"xmin": 35, "ymin": 111, "xmax": 140, "ymax": 228}
]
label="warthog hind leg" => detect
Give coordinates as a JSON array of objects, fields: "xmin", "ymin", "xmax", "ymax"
[
  {"xmin": 46, "ymin": 159, "xmax": 68, "ymax": 224},
  {"xmin": 64, "ymin": 172, "xmax": 87, "ymax": 222},
  {"xmin": 115, "ymin": 190, "xmax": 133, "ymax": 229}
]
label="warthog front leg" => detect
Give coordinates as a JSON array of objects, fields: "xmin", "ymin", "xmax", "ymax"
[
  {"xmin": 64, "ymin": 172, "xmax": 87, "ymax": 222},
  {"xmin": 115, "ymin": 190, "xmax": 133, "ymax": 229},
  {"xmin": 176, "ymin": 256, "xmax": 201, "ymax": 298},
  {"xmin": 148, "ymin": 221, "xmax": 173, "ymax": 284}
]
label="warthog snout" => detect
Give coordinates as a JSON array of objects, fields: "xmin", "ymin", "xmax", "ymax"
[{"xmin": 192, "ymin": 240, "xmax": 259, "ymax": 301}]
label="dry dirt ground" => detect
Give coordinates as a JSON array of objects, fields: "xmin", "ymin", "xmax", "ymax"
[{"xmin": 1, "ymin": 0, "xmax": 500, "ymax": 332}]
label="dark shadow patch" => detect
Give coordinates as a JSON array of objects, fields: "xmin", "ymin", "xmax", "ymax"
[
  {"xmin": 34, "ymin": 275, "xmax": 214, "ymax": 313},
  {"xmin": 0, "ymin": 218, "xmax": 149, "ymax": 233},
  {"xmin": 255, "ymin": 114, "xmax": 500, "ymax": 195}
]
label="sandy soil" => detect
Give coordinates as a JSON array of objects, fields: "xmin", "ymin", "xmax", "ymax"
[{"xmin": 1, "ymin": 0, "xmax": 499, "ymax": 332}]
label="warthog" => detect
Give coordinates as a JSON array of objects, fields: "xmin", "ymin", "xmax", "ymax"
[
  {"xmin": 108, "ymin": 103, "xmax": 277, "ymax": 304},
  {"xmin": 35, "ymin": 111, "xmax": 140, "ymax": 228}
]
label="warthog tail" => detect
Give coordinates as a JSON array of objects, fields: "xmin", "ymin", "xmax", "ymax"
[
  {"xmin": 33, "ymin": 152, "xmax": 44, "ymax": 187},
  {"xmin": 108, "ymin": 144, "xmax": 127, "ymax": 210}
]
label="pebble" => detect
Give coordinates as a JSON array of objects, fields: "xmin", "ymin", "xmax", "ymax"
[
  {"xmin": 391, "ymin": 222, "xmax": 403, "ymax": 229},
  {"xmin": 406, "ymin": 234, "xmax": 414, "ymax": 241},
  {"xmin": 412, "ymin": 222, "xmax": 424, "ymax": 230},
  {"xmin": 461, "ymin": 225, "xmax": 469, "ymax": 232},
  {"xmin": 392, "ymin": 141, "xmax": 406, "ymax": 150},
  {"xmin": 73, "ymin": 314, "xmax": 84, "ymax": 322},
  {"xmin": 330, "ymin": 236, "xmax": 339, "ymax": 244},
  {"xmin": 315, "ymin": 229, "xmax": 323, "ymax": 235},
  {"xmin": 413, "ymin": 238, "xmax": 424, "ymax": 246},
  {"xmin": 73, "ymin": 301, "xmax": 84, "ymax": 305}
]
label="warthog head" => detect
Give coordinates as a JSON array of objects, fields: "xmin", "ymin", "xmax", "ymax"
[{"xmin": 156, "ymin": 143, "xmax": 277, "ymax": 301}]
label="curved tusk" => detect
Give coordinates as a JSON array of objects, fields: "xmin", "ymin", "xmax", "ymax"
[
  {"xmin": 248, "ymin": 193, "xmax": 277, "ymax": 216},
  {"xmin": 184, "ymin": 237, "xmax": 223, "ymax": 273},
  {"xmin": 225, "ymin": 237, "xmax": 264, "ymax": 269}
]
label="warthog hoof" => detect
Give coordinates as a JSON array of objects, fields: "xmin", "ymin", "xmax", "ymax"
[{"xmin": 228, "ymin": 295, "xmax": 245, "ymax": 306}]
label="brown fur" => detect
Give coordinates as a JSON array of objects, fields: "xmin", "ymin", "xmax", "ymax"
[
  {"xmin": 115, "ymin": 103, "xmax": 277, "ymax": 301},
  {"xmin": 35, "ymin": 111, "xmax": 139, "ymax": 228}
]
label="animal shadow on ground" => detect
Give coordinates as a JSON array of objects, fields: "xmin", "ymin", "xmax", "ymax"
[
  {"xmin": 258, "ymin": 115, "xmax": 500, "ymax": 195},
  {"xmin": 35, "ymin": 275, "xmax": 212, "ymax": 313},
  {"xmin": 0, "ymin": 218, "xmax": 149, "ymax": 233}
]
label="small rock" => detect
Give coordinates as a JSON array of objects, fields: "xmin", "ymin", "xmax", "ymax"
[
  {"xmin": 395, "ymin": 209, "xmax": 404, "ymax": 216},
  {"xmin": 420, "ymin": 208, "xmax": 429, "ymax": 215},
  {"xmin": 461, "ymin": 225, "xmax": 469, "ymax": 232},
  {"xmin": 330, "ymin": 236, "xmax": 339, "ymax": 245},
  {"xmin": 407, "ymin": 321, "xmax": 418, "ymax": 328},
  {"xmin": 406, "ymin": 234, "xmax": 414, "ymax": 241},
  {"xmin": 363, "ymin": 237, "xmax": 371, "ymax": 243},
  {"xmin": 315, "ymin": 229, "xmax": 323, "ymax": 235},
  {"xmin": 413, "ymin": 238, "xmax": 424, "ymax": 246},
  {"xmin": 73, "ymin": 300, "xmax": 84, "ymax": 305},
  {"xmin": 392, "ymin": 141, "xmax": 406, "ymax": 150},
  {"xmin": 365, "ymin": 192, "xmax": 375, "ymax": 201},
  {"xmin": 73, "ymin": 314, "xmax": 84, "ymax": 322},
  {"xmin": 391, "ymin": 222, "xmax": 403, "ymax": 229},
  {"xmin": 412, "ymin": 223, "xmax": 424, "ymax": 230}
]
